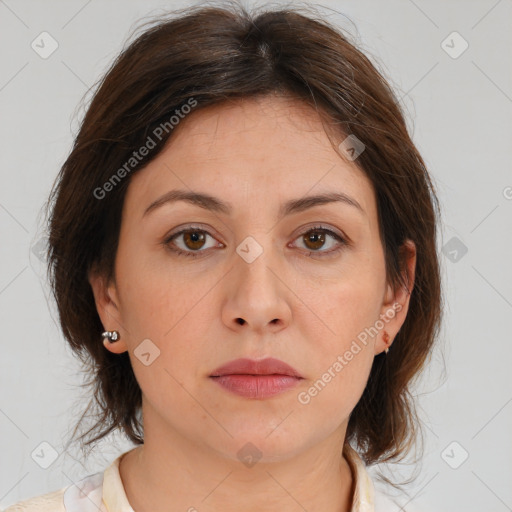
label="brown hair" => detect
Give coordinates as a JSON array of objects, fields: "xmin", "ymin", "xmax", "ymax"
[{"xmin": 45, "ymin": 0, "xmax": 443, "ymax": 479}]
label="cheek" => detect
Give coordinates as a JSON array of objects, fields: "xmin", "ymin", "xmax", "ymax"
[
  {"xmin": 293, "ymin": 271, "xmax": 381, "ymax": 402},
  {"xmin": 298, "ymin": 314, "xmax": 375, "ymax": 424},
  {"xmin": 299, "ymin": 348, "xmax": 373, "ymax": 440},
  {"xmin": 115, "ymin": 239, "xmax": 212, "ymax": 335},
  {"xmin": 115, "ymin": 255, "xmax": 218, "ymax": 395},
  {"xmin": 299, "ymin": 267, "xmax": 384, "ymax": 346}
]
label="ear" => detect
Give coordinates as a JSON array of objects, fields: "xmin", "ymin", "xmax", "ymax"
[
  {"xmin": 88, "ymin": 266, "xmax": 128, "ymax": 354},
  {"xmin": 375, "ymin": 239, "xmax": 416, "ymax": 355}
]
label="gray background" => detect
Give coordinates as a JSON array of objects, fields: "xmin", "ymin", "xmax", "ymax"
[{"xmin": 1, "ymin": 0, "xmax": 511, "ymax": 511}]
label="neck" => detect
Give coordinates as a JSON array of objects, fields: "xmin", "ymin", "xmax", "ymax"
[{"xmin": 119, "ymin": 415, "xmax": 355, "ymax": 512}]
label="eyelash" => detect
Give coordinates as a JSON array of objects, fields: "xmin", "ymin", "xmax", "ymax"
[{"xmin": 163, "ymin": 225, "xmax": 348, "ymax": 259}]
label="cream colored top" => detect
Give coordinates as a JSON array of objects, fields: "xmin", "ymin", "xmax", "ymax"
[{"xmin": 3, "ymin": 444, "xmax": 402, "ymax": 511}]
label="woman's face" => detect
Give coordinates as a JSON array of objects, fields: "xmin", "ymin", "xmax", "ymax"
[{"xmin": 90, "ymin": 94, "xmax": 415, "ymax": 462}]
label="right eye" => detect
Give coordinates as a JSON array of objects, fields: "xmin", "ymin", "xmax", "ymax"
[{"xmin": 164, "ymin": 227, "xmax": 224, "ymax": 258}]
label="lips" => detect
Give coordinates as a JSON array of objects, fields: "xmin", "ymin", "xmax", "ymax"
[
  {"xmin": 210, "ymin": 357, "xmax": 303, "ymax": 378},
  {"xmin": 209, "ymin": 357, "xmax": 303, "ymax": 399}
]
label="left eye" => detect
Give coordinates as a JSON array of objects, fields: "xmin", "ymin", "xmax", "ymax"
[{"xmin": 291, "ymin": 226, "xmax": 347, "ymax": 255}]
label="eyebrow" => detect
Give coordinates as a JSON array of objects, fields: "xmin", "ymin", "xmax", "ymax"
[{"xmin": 143, "ymin": 189, "xmax": 365, "ymax": 219}]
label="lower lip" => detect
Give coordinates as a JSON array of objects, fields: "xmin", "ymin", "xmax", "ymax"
[{"xmin": 210, "ymin": 375, "xmax": 302, "ymax": 399}]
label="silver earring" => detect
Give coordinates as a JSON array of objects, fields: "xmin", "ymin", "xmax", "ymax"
[{"xmin": 102, "ymin": 330, "xmax": 119, "ymax": 343}]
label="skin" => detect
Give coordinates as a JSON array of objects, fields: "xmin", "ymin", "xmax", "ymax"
[{"xmin": 89, "ymin": 94, "xmax": 416, "ymax": 512}]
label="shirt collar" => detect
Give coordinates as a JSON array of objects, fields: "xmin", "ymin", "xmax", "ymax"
[
  {"xmin": 102, "ymin": 451, "xmax": 135, "ymax": 512},
  {"xmin": 343, "ymin": 442, "xmax": 375, "ymax": 511}
]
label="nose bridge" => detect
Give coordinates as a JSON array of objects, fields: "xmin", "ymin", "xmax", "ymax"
[
  {"xmin": 223, "ymin": 232, "xmax": 291, "ymax": 331},
  {"xmin": 234, "ymin": 233, "xmax": 280, "ymax": 300}
]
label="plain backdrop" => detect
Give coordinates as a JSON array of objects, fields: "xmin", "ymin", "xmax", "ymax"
[{"xmin": 1, "ymin": 0, "xmax": 511, "ymax": 511}]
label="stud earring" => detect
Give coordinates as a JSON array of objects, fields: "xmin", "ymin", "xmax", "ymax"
[
  {"xmin": 102, "ymin": 330, "xmax": 119, "ymax": 343},
  {"xmin": 383, "ymin": 331, "xmax": 390, "ymax": 354}
]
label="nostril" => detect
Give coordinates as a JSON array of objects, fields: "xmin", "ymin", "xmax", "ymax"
[{"xmin": 236, "ymin": 318, "xmax": 245, "ymax": 325}]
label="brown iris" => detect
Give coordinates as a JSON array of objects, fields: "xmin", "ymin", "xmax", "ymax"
[
  {"xmin": 183, "ymin": 231, "xmax": 206, "ymax": 250},
  {"xmin": 303, "ymin": 230, "xmax": 325, "ymax": 250}
]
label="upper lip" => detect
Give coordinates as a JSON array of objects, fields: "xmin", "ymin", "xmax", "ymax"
[{"xmin": 210, "ymin": 358, "xmax": 303, "ymax": 378}]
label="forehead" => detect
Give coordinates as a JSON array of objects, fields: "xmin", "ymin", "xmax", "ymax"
[
  {"xmin": 124, "ymin": 95, "xmax": 377, "ymax": 222},
  {"xmin": 162, "ymin": 95, "xmax": 349, "ymax": 167}
]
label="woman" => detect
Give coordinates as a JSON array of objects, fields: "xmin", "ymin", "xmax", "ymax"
[{"xmin": 5, "ymin": 2, "xmax": 442, "ymax": 511}]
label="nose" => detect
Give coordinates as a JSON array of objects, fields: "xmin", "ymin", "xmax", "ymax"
[{"xmin": 221, "ymin": 250, "xmax": 292, "ymax": 335}]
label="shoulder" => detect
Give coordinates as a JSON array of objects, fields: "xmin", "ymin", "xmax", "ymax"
[
  {"xmin": 2, "ymin": 488, "xmax": 67, "ymax": 512},
  {"xmin": 2, "ymin": 471, "xmax": 105, "ymax": 512}
]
